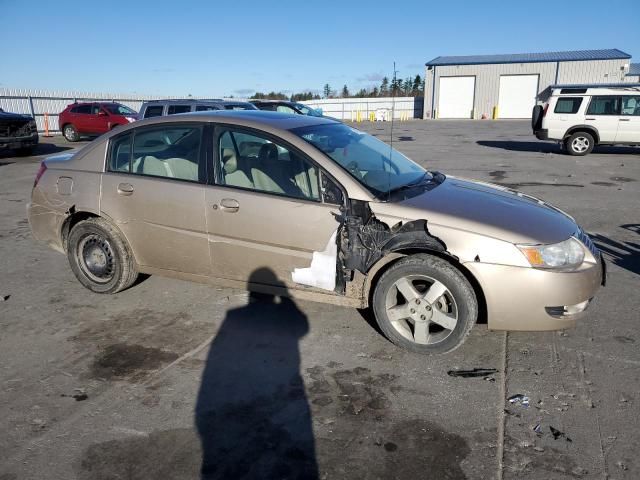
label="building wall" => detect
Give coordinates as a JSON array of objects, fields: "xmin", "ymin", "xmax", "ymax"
[{"xmin": 424, "ymin": 59, "xmax": 629, "ymax": 119}]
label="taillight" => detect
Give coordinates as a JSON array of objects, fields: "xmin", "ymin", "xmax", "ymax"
[
  {"xmin": 33, "ymin": 162, "xmax": 47, "ymax": 188},
  {"xmin": 542, "ymin": 103, "xmax": 549, "ymax": 117}
]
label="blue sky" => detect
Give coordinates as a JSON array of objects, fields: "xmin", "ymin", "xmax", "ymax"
[{"xmin": 2, "ymin": 0, "xmax": 638, "ymax": 97}]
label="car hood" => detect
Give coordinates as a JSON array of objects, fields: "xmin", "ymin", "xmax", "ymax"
[
  {"xmin": 375, "ymin": 176, "xmax": 578, "ymax": 245},
  {"xmin": 0, "ymin": 111, "xmax": 34, "ymax": 122}
]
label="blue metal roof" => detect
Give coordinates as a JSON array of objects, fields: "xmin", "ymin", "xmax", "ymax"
[
  {"xmin": 627, "ymin": 63, "xmax": 640, "ymax": 76},
  {"xmin": 426, "ymin": 49, "xmax": 631, "ymax": 66}
]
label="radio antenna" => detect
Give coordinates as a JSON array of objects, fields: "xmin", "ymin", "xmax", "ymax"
[{"xmin": 387, "ymin": 61, "xmax": 398, "ymax": 202}]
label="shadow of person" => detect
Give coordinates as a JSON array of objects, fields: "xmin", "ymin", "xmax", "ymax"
[{"xmin": 195, "ymin": 268, "xmax": 318, "ymax": 480}]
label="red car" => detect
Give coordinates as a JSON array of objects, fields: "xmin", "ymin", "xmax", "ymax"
[{"xmin": 58, "ymin": 102, "xmax": 138, "ymax": 142}]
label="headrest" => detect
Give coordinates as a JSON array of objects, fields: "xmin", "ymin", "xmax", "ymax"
[
  {"xmin": 222, "ymin": 148, "xmax": 237, "ymax": 174},
  {"xmin": 258, "ymin": 143, "xmax": 278, "ymax": 162}
]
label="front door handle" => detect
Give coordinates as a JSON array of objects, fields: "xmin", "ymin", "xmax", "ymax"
[
  {"xmin": 117, "ymin": 183, "xmax": 134, "ymax": 196},
  {"xmin": 219, "ymin": 198, "xmax": 240, "ymax": 213},
  {"xmin": 619, "ymin": 118, "xmax": 631, "ymax": 122},
  {"xmin": 585, "ymin": 118, "xmax": 596, "ymax": 121}
]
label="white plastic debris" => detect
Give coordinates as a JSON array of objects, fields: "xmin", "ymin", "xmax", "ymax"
[{"xmin": 292, "ymin": 231, "xmax": 338, "ymax": 291}]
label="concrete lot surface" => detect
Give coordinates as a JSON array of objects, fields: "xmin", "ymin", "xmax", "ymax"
[{"xmin": 1, "ymin": 121, "xmax": 638, "ymax": 479}]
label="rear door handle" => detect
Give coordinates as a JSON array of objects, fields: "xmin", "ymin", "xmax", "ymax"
[
  {"xmin": 619, "ymin": 118, "xmax": 631, "ymax": 122},
  {"xmin": 219, "ymin": 198, "xmax": 239, "ymax": 213},
  {"xmin": 117, "ymin": 183, "xmax": 134, "ymax": 196},
  {"xmin": 585, "ymin": 118, "xmax": 596, "ymax": 121}
]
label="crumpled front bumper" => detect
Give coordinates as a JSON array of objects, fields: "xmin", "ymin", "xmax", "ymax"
[{"xmin": 464, "ymin": 257, "xmax": 604, "ymax": 331}]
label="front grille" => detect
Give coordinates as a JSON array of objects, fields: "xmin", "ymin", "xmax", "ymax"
[
  {"xmin": 0, "ymin": 119, "xmax": 33, "ymax": 138},
  {"xmin": 575, "ymin": 228, "xmax": 599, "ymax": 258}
]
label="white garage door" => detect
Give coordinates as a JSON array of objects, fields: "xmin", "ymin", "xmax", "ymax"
[
  {"xmin": 438, "ymin": 76, "xmax": 475, "ymax": 119},
  {"xmin": 498, "ymin": 75, "xmax": 539, "ymax": 118}
]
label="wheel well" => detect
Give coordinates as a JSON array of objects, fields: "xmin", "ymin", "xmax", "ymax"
[
  {"xmin": 61, "ymin": 210, "xmax": 99, "ymax": 250},
  {"xmin": 364, "ymin": 248, "xmax": 488, "ymax": 325},
  {"xmin": 564, "ymin": 126, "xmax": 599, "ymax": 144}
]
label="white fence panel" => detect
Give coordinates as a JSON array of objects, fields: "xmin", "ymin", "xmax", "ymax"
[
  {"xmin": 2, "ymin": 88, "xmax": 424, "ymax": 132},
  {"xmin": 302, "ymin": 97, "xmax": 423, "ymax": 121}
]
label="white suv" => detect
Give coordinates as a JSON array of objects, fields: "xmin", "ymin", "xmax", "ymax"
[{"xmin": 532, "ymin": 86, "xmax": 640, "ymax": 155}]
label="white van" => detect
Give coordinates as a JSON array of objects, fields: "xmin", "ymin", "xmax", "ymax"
[{"xmin": 532, "ymin": 85, "xmax": 640, "ymax": 155}]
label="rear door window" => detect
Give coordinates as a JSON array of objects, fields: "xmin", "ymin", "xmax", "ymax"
[
  {"xmin": 586, "ymin": 96, "xmax": 621, "ymax": 115},
  {"xmin": 554, "ymin": 97, "xmax": 583, "ymax": 114},
  {"xmin": 167, "ymin": 105, "xmax": 192, "ymax": 115},
  {"xmin": 195, "ymin": 105, "xmax": 220, "ymax": 111},
  {"xmin": 144, "ymin": 105, "xmax": 164, "ymax": 118},
  {"xmin": 276, "ymin": 105, "xmax": 296, "ymax": 114},
  {"xmin": 131, "ymin": 125, "xmax": 203, "ymax": 182},
  {"xmin": 71, "ymin": 105, "xmax": 91, "ymax": 114}
]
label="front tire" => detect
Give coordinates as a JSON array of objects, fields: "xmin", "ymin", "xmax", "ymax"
[
  {"xmin": 67, "ymin": 218, "xmax": 138, "ymax": 294},
  {"xmin": 63, "ymin": 124, "xmax": 79, "ymax": 142},
  {"xmin": 372, "ymin": 254, "xmax": 477, "ymax": 354},
  {"xmin": 565, "ymin": 131, "xmax": 594, "ymax": 156}
]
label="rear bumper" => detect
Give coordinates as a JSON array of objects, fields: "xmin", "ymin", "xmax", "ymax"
[
  {"xmin": 534, "ymin": 129, "xmax": 548, "ymax": 140},
  {"xmin": 464, "ymin": 258, "xmax": 604, "ymax": 331}
]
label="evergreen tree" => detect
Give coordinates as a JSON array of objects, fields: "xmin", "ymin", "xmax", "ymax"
[
  {"xmin": 341, "ymin": 85, "xmax": 350, "ymax": 98},
  {"xmin": 380, "ymin": 77, "xmax": 389, "ymax": 97},
  {"xmin": 412, "ymin": 74, "xmax": 423, "ymax": 96},
  {"xmin": 323, "ymin": 84, "xmax": 332, "ymax": 98},
  {"xmin": 403, "ymin": 78, "xmax": 412, "ymax": 95}
]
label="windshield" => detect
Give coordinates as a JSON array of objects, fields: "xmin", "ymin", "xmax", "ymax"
[
  {"xmin": 291, "ymin": 123, "xmax": 429, "ymax": 197},
  {"xmin": 105, "ymin": 104, "xmax": 137, "ymax": 116},
  {"xmin": 295, "ymin": 104, "xmax": 322, "ymax": 116}
]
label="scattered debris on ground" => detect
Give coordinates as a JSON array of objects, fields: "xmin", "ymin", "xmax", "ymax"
[
  {"xmin": 1, "ymin": 294, "xmax": 10, "ymax": 301},
  {"xmin": 447, "ymin": 368, "xmax": 498, "ymax": 379},
  {"xmin": 61, "ymin": 388, "xmax": 89, "ymax": 401},
  {"xmin": 549, "ymin": 426, "xmax": 572, "ymax": 442},
  {"xmin": 507, "ymin": 394, "xmax": 530, "ymax": 407}
]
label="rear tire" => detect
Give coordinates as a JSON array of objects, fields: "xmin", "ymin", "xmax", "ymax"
[
  {"xmin": 63, "ymin": 124, "xmax": 79, "ymax": 142},
  {"xmin": 564, "ymin": 131, "xmax": 594, "ymax": 156},
  {"xmin": 67, "ymin": 218, "xmax": 138, "ymax": 294},
  {"xmin": 372, "ymin": 254, "xmax": 477, "ymax": 355}
]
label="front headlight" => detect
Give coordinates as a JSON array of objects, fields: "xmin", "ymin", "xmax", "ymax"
[{"xmin": 518, "ymin": 237, "xmax": 585, "ymax": 269}]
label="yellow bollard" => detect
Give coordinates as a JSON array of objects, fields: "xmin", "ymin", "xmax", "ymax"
[
  {"xmin": 369, "ymin": 112, "xmax": 375, "ymax": 122},
  {"xmin": 492, "ymin": 106, "xmax": 499, "ymax": 120}
]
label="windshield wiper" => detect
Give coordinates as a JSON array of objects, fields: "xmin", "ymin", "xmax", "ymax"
[{"xmin": 385, "ymin": 172, "xmax": 432, "ymax": 196}]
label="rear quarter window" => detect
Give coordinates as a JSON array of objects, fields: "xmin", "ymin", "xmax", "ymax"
[
  {"xmin": 143, "ymin": 105, "xmax": 164, "ymax": 118},
  {"xmin": 167, "ymin": 105, "xmax": 192, "ymax": 115},
  {"xmin": 554, "ymin": 97, "xmax": 583, "ymax": 114}
]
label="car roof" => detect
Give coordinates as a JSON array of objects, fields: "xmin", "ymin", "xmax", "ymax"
[
  {"xmin": 67, "ymin": 101, "xmax": 121, "ymax": 106},
  {"xmin": 549, "ymin": 84, "xmax": 640, "ymax": 95},
  {"xmin": 142, "ymin": 99, "xmax": 225, "ymax": 104},
  {"xmin": 127, "ymin": 110, "xmax": 338, "ymax": 130}
]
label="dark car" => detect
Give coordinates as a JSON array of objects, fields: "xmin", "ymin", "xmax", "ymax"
[
  {"xmin": 0, "ymin": 108, "xmax": 39, "ymax": 155},
  {"xmin": 58, "ymin": 102, "xmax": 138, "ymax": 142},
  {"xmin": 138, "ymin": 99, "xmax": 258, "ymax": 119},
  {"xmin": 250, "ymin": 100, "xmax": 322, "ymax": 117}
]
